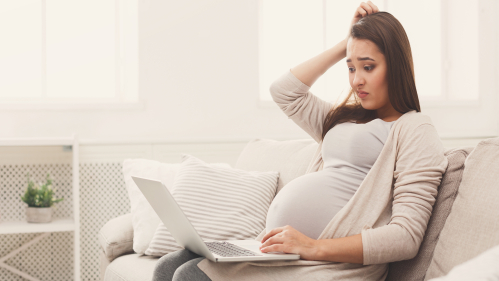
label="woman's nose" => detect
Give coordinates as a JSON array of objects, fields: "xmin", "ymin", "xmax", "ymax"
[{"xmin": 353, "ymin": 74, "xmax": 365, "ymax": 87}]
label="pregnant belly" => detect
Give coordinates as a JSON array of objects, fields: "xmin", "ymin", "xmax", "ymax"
[{"xmin": 265, "ymin": 168, "xmax": 363, "ymax": 240}]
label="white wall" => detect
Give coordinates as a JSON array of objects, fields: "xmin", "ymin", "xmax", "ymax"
[
  {"xmin": 0, "ymin": 0, "xmax": 294, "ymax": 143},
  {"xmin": 0, "ymin": 0, "xmax": 497, "ymax": 144}
]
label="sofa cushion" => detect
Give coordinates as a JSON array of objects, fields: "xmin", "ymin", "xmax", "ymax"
[
  {"xmin": 425, "ymin": 137, "xmax": 499, "ymax": 280},
  {"xmin": 104, "ymin": 254, "xmax": 159, "ymax": 281},
  {"xmin": 98, "ymin": 213, "xmax": 135, "ymax": 262},
  {"xmin": 145, "ymin": 154, "xmax": 279, "ymax": 256},
  {"xmin": 386, "ymin": 146, "xmax": 474, "ymax": 281},
  {"xmin": 234, "ymin": 138, "xmax": 317, "ymax": 193}
]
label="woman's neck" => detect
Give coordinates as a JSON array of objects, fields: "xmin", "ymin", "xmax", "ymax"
[{"xmin": 376, "ymin": 108, "xmax": 403, "ymax": 122}]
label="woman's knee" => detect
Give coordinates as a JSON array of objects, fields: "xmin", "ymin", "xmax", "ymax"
[
  {"xmin": 172, "ymin": 257, "xmax": 211, "ymax": 281},
  {"xmin": 153, "ymin": 249, "xmax": 201, "ymax": 281}
]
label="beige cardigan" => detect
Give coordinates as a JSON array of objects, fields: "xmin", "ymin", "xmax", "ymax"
[{"xmin": 197, "ymin": 69, "xmax": 448, "ymax": 280}]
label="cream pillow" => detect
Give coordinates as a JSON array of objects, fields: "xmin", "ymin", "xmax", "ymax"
[
  {"xmin": 427, "ymin": 244, "xmax": 499, "ymax": 281},
  {"xmin": 123, "ymin": 158, "xmax": 231, "ymax": 255},
  {"xmin": 145, "ymin": 154, "xmax": 279, "ymax": 256}
]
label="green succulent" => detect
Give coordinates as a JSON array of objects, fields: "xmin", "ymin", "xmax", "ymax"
[{"xmin": 21, "ymin": 173, "xmax": 64, "ymax": 208}]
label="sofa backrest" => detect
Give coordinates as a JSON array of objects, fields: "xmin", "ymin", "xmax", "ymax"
[{"xmin": 234, "ymin": 138, "xmax": 317, "ymax": 194}]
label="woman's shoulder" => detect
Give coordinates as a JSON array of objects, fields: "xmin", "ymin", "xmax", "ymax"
[
  {"xmin": 394, "ymin": 111, "xmax": 443, "ymax": 150},
  {"xmin": 393, "ymin": 110, "xmax": 442, "ymax": 146},
  {"xmin": 397, "ymin": 110, "xmax": 434, "ymax": 129}
]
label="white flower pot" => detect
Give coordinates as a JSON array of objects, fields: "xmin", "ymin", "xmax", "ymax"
[{"xmin": 26, "ymin": 207, "xmax": 53, "ymax": 223}]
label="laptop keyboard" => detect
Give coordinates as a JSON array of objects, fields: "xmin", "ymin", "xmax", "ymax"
[{"xmin": 205, "ymin": 241, "xmax": 262, "ymax": 257}]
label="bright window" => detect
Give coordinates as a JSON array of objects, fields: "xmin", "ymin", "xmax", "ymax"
[{"xmin": 0, "ymin": 0, "xmax": 138, "ymax": 105}]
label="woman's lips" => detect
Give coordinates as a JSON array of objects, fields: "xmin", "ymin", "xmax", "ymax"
[{"xmin": 358, "ymin": 90, "xmax": 369, "ymax": 99}]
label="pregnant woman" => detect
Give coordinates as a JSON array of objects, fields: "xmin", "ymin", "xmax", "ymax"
[{"xmin": 153, "ymin": 1, "xmax": 448, "ymax": 280}]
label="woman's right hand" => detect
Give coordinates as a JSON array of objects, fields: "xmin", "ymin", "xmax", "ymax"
[{"xmin": 346, "ymin": 1, "xmax": 380, "ymax": 39}]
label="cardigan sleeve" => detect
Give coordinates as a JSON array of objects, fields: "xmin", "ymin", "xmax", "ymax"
[
  {"xmin": 361, "ymin": 123, "xmax": 449, "ymax": 265},
  {"xmin": 269, "ymin": 69, "xmax": 334, "ymax": 143}
]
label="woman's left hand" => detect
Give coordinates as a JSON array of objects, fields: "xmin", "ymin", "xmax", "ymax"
[{"xmin": 259, "ymin": 225, "xmax": 319, "ymax": 261}]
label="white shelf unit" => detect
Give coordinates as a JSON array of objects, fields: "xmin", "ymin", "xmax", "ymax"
[{"xmin": 0, "ymin": 134, "xmax": 80, "ymax": 281}]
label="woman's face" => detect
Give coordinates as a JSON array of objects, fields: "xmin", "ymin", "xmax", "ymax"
[{"xmin": 346, "ymin": 37, "xmax": 392, "ymax": 114}]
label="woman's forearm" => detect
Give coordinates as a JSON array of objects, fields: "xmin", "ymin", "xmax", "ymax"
[
  {"xmin": 314, "ymin": 234, "xmax": 364, "ymax": 264},
  {"xmin": 290, "ymin": 38, "xmax": 348, "ymax": 88}
]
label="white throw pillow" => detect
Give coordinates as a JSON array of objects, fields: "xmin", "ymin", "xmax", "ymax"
[
  {"xmin": 123, "ymin": 158, "xmax": 231, "ymax": 255},
  {"xmin": 145, "ymin": 154, "xmax": 279, "ymax": 256},
  {"xmin": 427, "ymin": 244, "xmax": 499, "ymax": 281}
]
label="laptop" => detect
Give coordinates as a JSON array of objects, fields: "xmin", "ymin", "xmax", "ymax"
[{"xmin": 131, "ymin": 175, "xmax": 301, "ymax": 262}]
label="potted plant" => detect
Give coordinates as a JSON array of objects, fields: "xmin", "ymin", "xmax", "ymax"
[{"xmin": 21, "ymin": 173, "xmax": 64, "ymax": 223}]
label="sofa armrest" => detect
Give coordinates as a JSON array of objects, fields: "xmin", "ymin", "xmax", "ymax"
[{"xmin": 98, "ymin": 213, "xmax": 134, "ymax": 261}]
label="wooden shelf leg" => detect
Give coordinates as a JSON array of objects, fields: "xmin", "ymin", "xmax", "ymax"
[{"xmin": 0, "ymin": 232, "xmax": 50, "ymax": 281}]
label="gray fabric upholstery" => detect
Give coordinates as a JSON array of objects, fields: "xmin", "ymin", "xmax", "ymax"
[
  {"xmin": 98, "ymin": 213, "xmax": 135, "ymax": 261},
  {"xmin": 386, "ymin": 146, "xmax": 474, "ymax": 281},
  {"xmin": 104, "ymin": 254, "xmax": 159, "ymax": 281}
]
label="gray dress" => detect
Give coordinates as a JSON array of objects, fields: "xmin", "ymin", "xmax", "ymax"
[{"xmin": 265, "ymin": 118, "xmax": 395, "ymax": 239}]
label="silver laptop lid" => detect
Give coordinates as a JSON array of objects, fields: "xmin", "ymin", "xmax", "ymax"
[{"xmin": 131, "ymin": 175, "xmax": 215, "ymax": 259}]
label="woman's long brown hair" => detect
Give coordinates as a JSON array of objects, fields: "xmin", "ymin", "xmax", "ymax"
[{"xmin": 320, "ymin": 11, "xmax": 420, "ymax": 141}]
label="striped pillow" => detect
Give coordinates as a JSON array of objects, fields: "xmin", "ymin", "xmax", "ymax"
[{"xmin": 144, "ymin": 153, "xmax": 279, "ymax": 256}]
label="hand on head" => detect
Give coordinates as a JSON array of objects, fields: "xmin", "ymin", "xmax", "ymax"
[{"xmin": 346, "ymin": 1, "xmax": 380, "ymax": 39}]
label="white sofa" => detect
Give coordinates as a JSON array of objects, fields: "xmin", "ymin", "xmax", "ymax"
[{"xmin": 98, "ymin": 137, "xmax": 499, "ymax": 281}]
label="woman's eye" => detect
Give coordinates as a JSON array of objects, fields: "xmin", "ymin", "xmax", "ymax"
[
  {"xmin": 348, "ymin": 67, "xmax": 355, "ymax": 73},
  {"xmin": 364, "ymin": 66, "xmax": 374, "ymax": 71}
]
